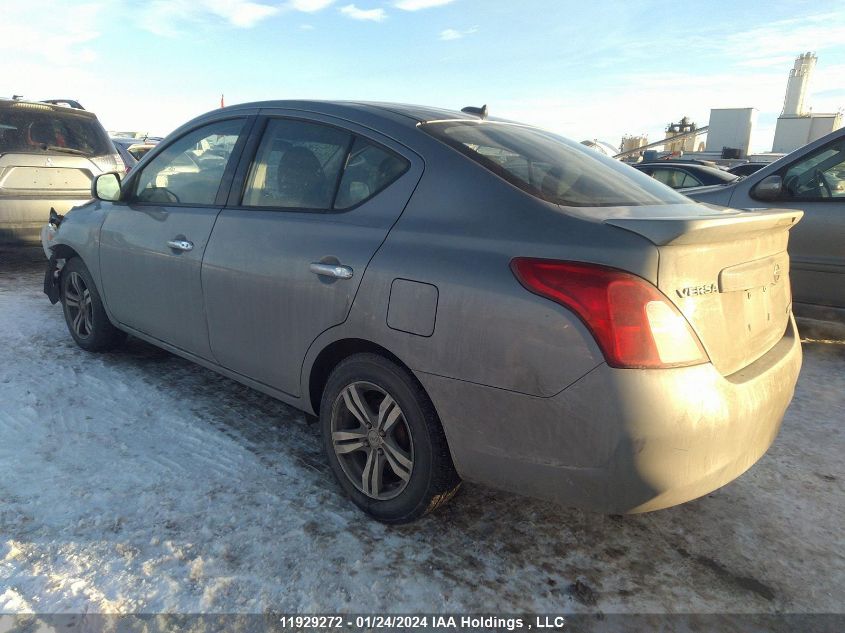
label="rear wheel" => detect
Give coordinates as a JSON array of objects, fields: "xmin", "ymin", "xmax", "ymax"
[
  {"xmin": 320, "ymin": 353, "xmax": 460, "ymax": 523},
  {"xmin": 61, "ymin": 257, "xmax": 126, "ymax": 352}
]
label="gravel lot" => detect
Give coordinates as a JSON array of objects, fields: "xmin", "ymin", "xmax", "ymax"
[{"xmin": 0, "ymin": 246, "xmax": 843, "ymax": 626}]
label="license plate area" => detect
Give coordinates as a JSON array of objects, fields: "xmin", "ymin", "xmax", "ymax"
[{"xmin": 1, "ymin": 166, "xmax": 91, "ymax": 191}]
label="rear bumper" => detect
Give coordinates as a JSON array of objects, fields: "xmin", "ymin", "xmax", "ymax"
[
  {"xmin": 0, "ymin": 197, "xmax": 88, "ymax": 244},
  {"xmin": 418, "ymin": 316, "xmax": 802, "ymax": 513}
]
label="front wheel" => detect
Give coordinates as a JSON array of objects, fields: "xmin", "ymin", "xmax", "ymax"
[
  {"xmin": 61, "ymin": 257, "xmax": 126, "ymax": 352},
  {"xmin": 320, "ymin": 353, "xmax": 461, "ymax": 523}
]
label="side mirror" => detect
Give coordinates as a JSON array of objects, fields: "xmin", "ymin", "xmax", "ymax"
[
  {"xmin": 752, "ymin": 174, "xmax": 783, "ymax": 201},
  {"xmin": 93, "ymin": 172, "xmax": 122, "ymax": 202}
]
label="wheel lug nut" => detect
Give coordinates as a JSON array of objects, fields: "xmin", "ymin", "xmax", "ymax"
[{"xmin": 379, "ymin": 430, "xmax": 385, "ymax": 437}]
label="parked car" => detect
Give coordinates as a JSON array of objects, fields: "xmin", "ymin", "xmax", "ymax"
[
  {"xmin": 42, "ymin": 101, "xmax": 802, "ymax": 522},
  {"xmin": 633, "ymin": 161, "xmax": 739, "ymax": 189},
  {"xmin": 112, "ymin": 136, "xmax": 158, "ymax": 160},
  {"xmin": 0, "ymin": 97, "xmax": 120, "ymax": 244},
  {"xmin": 127, "ymin": 141, "xmax": 157, "ymax": 161},
  {"xmin": 686, "ymin": 126, "xmax": 845, "ymax": 309},
  {"xmin": 727, "ymin": 162, "xmax": 768, "ymax": 177},
  {"xmin": 110, "ymin": 137, "xmax": 139, "ymax": 174}
]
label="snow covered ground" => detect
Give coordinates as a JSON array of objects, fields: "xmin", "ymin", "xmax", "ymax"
[{"xmin": 0, "ymin": 246, "xmax": 843, "ymax": 618}]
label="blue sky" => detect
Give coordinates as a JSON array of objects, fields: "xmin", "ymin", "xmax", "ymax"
[{"xmin": 2, "ymin": 0, "xmax": 844, "ymax": 151}]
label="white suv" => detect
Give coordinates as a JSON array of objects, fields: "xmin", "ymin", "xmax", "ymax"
[{"xmin": 0, "ymin": 98, "xmax": 120, "ymax": 244}]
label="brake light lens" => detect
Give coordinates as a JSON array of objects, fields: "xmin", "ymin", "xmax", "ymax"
[
  {"xmin": 511, "ymin": 258, "xmax": 708, "ymax": 369},
  {"xmin": 91, "ymin": 153, "xmax": 122, "ymax": 174}
]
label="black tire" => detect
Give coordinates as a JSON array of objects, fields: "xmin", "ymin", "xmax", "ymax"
[
  {"xmin": 320, "ymin": 353, "xmax": 461, "ymax": 523},
  {"xmin": 61, "ymin": 257, "xmax": 126, "ymax": 352}
]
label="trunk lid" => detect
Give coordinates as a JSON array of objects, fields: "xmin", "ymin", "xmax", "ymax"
[
  {"xmin": 0, "ymin": 153, "xmax": 96, "ymax": 197},
  {"xmin": 603, "ymin": 204, "xmax": 802, "ymax": 376}
]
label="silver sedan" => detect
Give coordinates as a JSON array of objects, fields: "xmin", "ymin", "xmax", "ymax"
[{"xmin": 42, "ymin": 101, "xmax": 802, "ymax": 522}]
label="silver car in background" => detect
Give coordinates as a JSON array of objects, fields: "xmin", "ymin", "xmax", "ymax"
[
  {"xmin": 0, "ymin": 97, "xmax": 120, "ymax": 244},
  {"xmin": 685, "ymin": 126, "xmax": 845, "ymax": 311},
  {"xmin": 42, "ymin": 101, "xmax": 802, "ymax": 523}
]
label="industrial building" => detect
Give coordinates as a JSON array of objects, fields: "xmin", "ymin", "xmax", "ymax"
[
  {"xmin": 772, "ymin": 52, "xmax": 842, "ymax": 152},
  {"xmin": 616, "ymin": 52, "xmax": 842, "ymax": 161},
  {"xmin": 620, "ymin": 134, "xmax": 648, "ymax": 155},
  {"xmin": 704, "ymin": 108, "xmax": 757, "ymax": 158},
  {"xmin": 664, "ymin": 117, "xmax": 703, "ymax": 153}
]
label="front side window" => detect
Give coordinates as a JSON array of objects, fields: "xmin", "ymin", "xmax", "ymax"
[
  {"xmin": 134, "ymin": 119, "xmax": 244, "ymax": 205},
  {"xmin": 422, "ymin": 121, "xmax": 689, "ymax": 207},
  {"xmin": 782, "ymin": 140, "xmax": 845, "ymax": 199}
]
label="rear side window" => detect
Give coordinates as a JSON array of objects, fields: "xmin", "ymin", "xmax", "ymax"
[
  {"xmin": 243, "ymin": 119, "xmax": 351, "ymax": 209},
  {"xmin": 134, "ymin": 118, "xmax": 244, "ymax": 205},
  {"xmin": 422, "ymin": 121, "xmax": 689, "ymax": 207},
  {"xmin": 651, "ymin": 169, "xmax": 701, "ymax": 189},
  {"xmin": 334, "ymin": 138, "xmax": 409, "ymax": 209},
  {"xmin": 0, "ymin": 104, "xmax": 112, "ymax": 157},
  {"xmin": 242, "ymin": 119, "xmax": 408, "ymax": 210}
]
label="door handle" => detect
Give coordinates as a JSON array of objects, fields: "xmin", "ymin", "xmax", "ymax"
[
  {"xmin": 167, "ymin": 239, "xmax": 194, "ymax": 251},
  {"xmin": 309, "ymin": 262, "xmax": 353, "ymax": 279}
]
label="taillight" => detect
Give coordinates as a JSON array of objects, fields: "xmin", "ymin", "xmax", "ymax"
[
  {"xmin": 91, "ymin": 153, "xmax": 122, "ymax": 174},
  {"xmin": 511, "ymin": 258, "xmax": 708, "ymax": 369}
]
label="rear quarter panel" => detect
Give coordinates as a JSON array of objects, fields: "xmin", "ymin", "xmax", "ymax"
[{"xmin": 304, "ymin": 141, "xmax": 659, "ymax": 398}]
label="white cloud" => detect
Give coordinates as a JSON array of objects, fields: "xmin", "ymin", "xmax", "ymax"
[
  {"xmin": 288, "ymin": 0, "xmax": 336, "ymax": 12},
  {"xmin": 440, "ymin": 26, "xmax": 476, "ymax": 40},
  {"xmin": 217, "ymin": 1, "xmax": 279, "ymax": 27},
  {"xmin": 0, "ymin": 0, "xmax": 104, "ymax": 66},
  {"xmin": 683, "ymin": 10, "xmax": 845, "ymax": 70},
  {"xmin": 340, "ymin": 4, "xmax": 386, "ymax": 21},
  {"xmin": 299, "ymin": 23, "xmax": 315, "ymax": 30},
  {"xmin": 395, "ymin": 0, "xmax": 456, "ymax": 10},
  {"xmin": 140, "ymin": 0, "xmax": 279, "ymax": 35},
  {"xmin": 489, "ymin": 10, "xmax": 845, "ymax": 152}
]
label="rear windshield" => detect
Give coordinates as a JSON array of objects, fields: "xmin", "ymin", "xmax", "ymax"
[
  {"xmin": 0, "ymin": 104, "xmax": 112, "ymax": 157},
  {"xmin": 422, "ymin": 121, "xmax": 689, "ymax": 207}
]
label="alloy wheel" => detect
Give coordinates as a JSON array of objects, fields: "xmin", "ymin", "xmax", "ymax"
[
  {"xmin": 65, "ymin": 271, "xmax": 94, "ymax": 338},
  {"xmin": 330, "ymin": 381, "xmax": 415, "ymax": 500}
]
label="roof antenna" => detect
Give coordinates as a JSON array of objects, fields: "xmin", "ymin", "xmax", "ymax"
[{"xmin": 461, "ymin": 104, "xmax": 488, "ymax": 120}]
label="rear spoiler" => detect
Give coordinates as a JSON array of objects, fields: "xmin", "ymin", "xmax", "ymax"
[{"xmin": 604, "ymin": 208, "xmax": 803, "ymax": 246}]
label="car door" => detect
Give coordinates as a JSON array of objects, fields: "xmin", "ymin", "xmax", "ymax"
[
  {"xmin": 735, "ymin": 135, "xmax": 845, "ymax": 308},
  {"xmin": 201, "ymin": 113, "xmax": 423, "ymax": 396},
  {"xmin": 99, "ymin": 116, "xmax": 253, "ymax": 358}
]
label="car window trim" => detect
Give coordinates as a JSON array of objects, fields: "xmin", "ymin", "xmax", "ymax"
[
  {"xmin": 329, "ymin": 134, "xmax": 357, "ymax": 208},
  {"xmin": 122, "ymin": 114, "xmax": 256, "ymax": 208},
  {"xmin": 227, "ymin": 114, "xmax": 411, "ymax": 214}
]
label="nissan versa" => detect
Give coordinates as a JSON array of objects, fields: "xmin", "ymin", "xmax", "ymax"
[{"xmin": 41, "ymin": 101, "xmax": 803, "ymax": 523}]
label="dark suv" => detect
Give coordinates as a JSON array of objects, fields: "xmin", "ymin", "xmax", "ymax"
[{"xmin": 0, "ymin": 98, "xmax": 119, "ymax": 244}]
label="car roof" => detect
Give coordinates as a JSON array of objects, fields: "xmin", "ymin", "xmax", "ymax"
[
  {"xmin": 0, "ymin": 97, "xmax": 97, "ymax": 118},
  {"xmin": 219, "ymin": 100, "xmax": 481, "ymax": 127},
  {"xmin": 636, "ymin": 161, "xmax": 713, "ymax": 167}
]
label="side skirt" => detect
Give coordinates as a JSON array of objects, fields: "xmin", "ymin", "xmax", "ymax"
[{"xmin": 116, "ymin": 324, "xmax": 309, "ymax": 413}]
